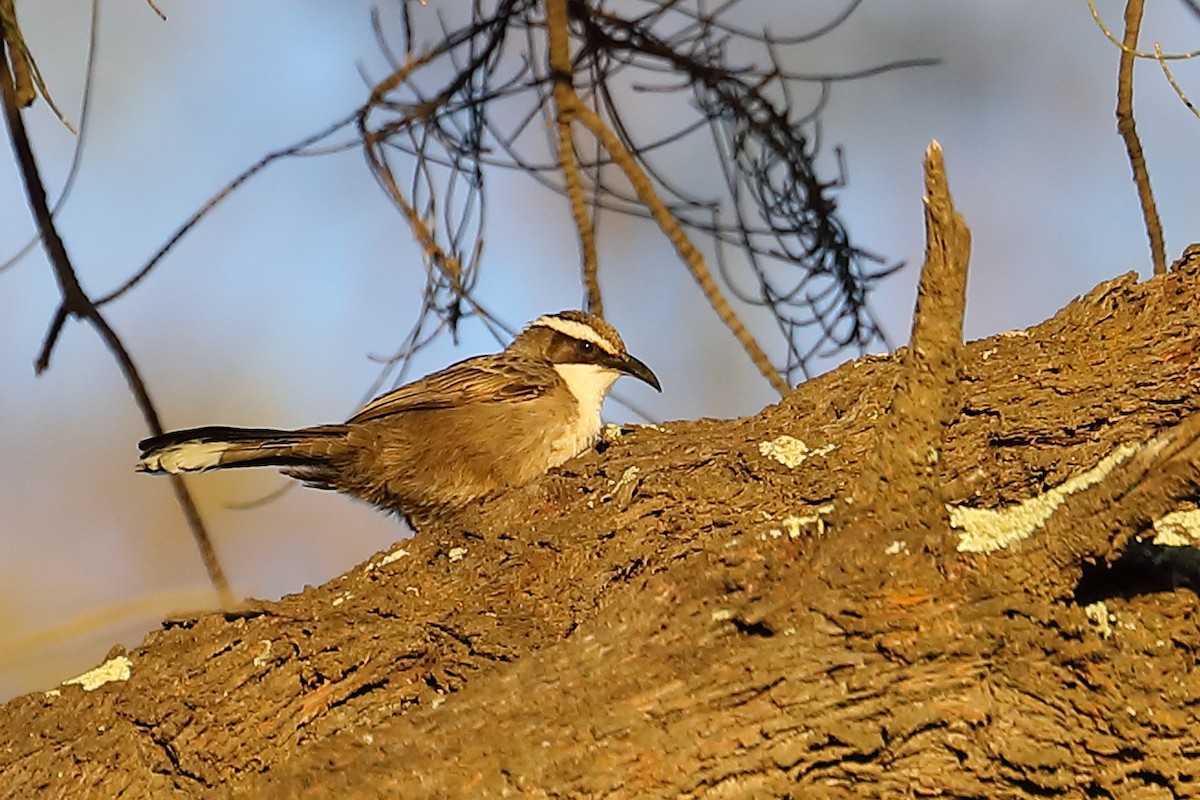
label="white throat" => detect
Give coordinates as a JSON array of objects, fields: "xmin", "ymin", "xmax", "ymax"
[
  {"xmin": 554, "ymin": 362, "xmax": 621, "ymax": 417},
  {"xmin": 550, "ymin": 362, "xmax": 621, "ymax": 464}
]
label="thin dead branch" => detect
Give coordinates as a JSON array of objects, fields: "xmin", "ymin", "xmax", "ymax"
[
  {"xmin": 1086, "ymin": 0, "xmax": 1200, "ymax": 60},
  {"xmin": 351, "ymin": 1, "xmax": 926, "ymax": 392},
  {"xmin": 0, "ymin": 24, "xmax": 232, "ymax": 607},
  {"xmin": 0, "ymin": 0, "xmax": 75, "ymax": 130},
  {"xmin": 547, "ymin": 0, "xmax": 601, "ymax": 315},
  {"xmin": 1084, "ymin": 0, "xmax": 1200, "ymax": 275},
  {"xmin": 1153, "ymin": 42, "xmax": 1200, "ymax": 121},
  {"xmin": 96, "ymin": 112, "xmax": 360, "ymax": 306},
  {"xmin": 1114, "ymin": 0, "xmax": 1167, "ymax": 275},
  {"xmin": 0, "ymin": 0, "xmax": 102, "ymax": 275},
  {"xmin": 572, "ymin": 101, "xmax": 791, "ymax": 395}
]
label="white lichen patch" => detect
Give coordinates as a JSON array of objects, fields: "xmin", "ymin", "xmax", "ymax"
[
  {"xmin": 252, "ymin": 640, "xmax": 273, "ymax": 667},
  {"xmin": 768, "ymin": 504, "xmax": 835, "ymax": 539},
  {"xmin": 602, "ymin": 423, "xmax": 665, "ymax": 443},
  {"xmin": 884, "ymin": 540, "xmax": 908, "ymax": 555},
  {"xmin": 1153, "ymin": 509, "xmax": 1200, "ymax": 547},
  {"xmin": 758, "ymin": 435, "xmax": 836, "ymax": 469},
  {"xmin": 448, "ymin": 546, "xmax": 467, "ymax": 563},
  {"xmin": 601, "ymin": 423, "xmax": 625, "ymax": 442},
  {"xmin": 364, "ymin": 547, "xmax": 411, "ymax": 572},
  {"xmin": 63, "ymin": 655, "xmax": 132, "ymax": 691},
  {"xmin": 613, "ymin": 465, "xmax": 640, "ymax": 489},
  {"xmin": 951, "ymin": 443, "xmax": 1142, "ymax": 553},
  {"xmin": 601, "ymin": 465, "xmax": 642, "ymax": 505},
  {"xmin": 378, "ymin": 548, "xmax": 410, "ymax": 567},
  {"xmin": 1084, "ymin": 601, "xmax": 1114, "ymax": 639}
]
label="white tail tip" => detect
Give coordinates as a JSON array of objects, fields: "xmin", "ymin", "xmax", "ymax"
[{"xmin": 139, "ymin": 441, "xmax": 227, "ymax": 474}]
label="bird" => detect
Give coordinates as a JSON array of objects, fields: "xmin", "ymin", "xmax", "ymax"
[{"xmin": 136, "ymin": 310, "xmax": 661, "ymax": 523}]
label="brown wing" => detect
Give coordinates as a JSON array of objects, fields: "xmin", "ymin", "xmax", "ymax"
[{"xmin": 347, "ymin": 355, "xmax": 555, "ymax": 424}]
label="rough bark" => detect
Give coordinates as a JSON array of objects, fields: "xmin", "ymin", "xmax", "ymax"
[{"xmin": 5, "ymin": 262, "xmax": 1200, "ymax": 797}]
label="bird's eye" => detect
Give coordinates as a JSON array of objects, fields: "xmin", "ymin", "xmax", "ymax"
[{"xmin": 580, "ymin": 341, "xmax": 594, "ymax": 352}]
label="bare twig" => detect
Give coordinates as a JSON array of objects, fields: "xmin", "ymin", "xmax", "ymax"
[
  {"xmin": 1153, "ymin": 42, "xmax": 1200, "ymax": 120},
  {"xmin": 0, "ymin": 0, "xmax": 102, "ymax": 275},
  {"xmin": 0, "ymin": 0, "xmax": 75, "ymax": 131},
  {"xmin": 355, "ymin": 1, "xmax": 917, "ymax": 389},
  {"xmin": 1085, "ymin": 0, "xmax": 1200, "ymax": 125},
  {"xmin": 96, "ymin": 111, "xmax": 360, "ymax": 307},
  {"xmin": 143, "ymin": 0, "xmax": 166, "ymax": 21},
  {"xmin": 361, "ymin": 121, "xmax": 463, "ymax": 292},
  {"xmin": 546, "ymin": 0, "xmax": 601, "ymax": 315},
  {"xmin": 0, "ymin": 26, "xmax": 232, "ymax": 607},
  {"xmin": 572, "ymin": 101, "xmax": 791, "ymax": 395},
  {"xmin": 1086, "ymin": 0, "xmax": 1200, "ymax": 60},
  {"xmin": 1115, "ymin": 0, "xmax": 1166, "ymax": 276}
]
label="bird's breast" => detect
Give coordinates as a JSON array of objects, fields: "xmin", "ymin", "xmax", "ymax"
[{"xmin": 545, "ymin": 405, "xmax": 601, "ymax": 468}]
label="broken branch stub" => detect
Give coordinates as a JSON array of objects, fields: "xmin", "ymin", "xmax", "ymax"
[{"xmin": 851, "ymin": 141, "xmax": 971, "ymax": 546}]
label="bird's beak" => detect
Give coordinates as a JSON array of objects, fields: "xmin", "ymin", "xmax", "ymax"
[{"xmin": 618, "ymin": 352, "xmax": 662, "ymax": 392}]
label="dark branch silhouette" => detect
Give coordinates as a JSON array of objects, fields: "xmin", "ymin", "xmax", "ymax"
[
  {"xmin": 348, "ymin": 0, "xmax": 930, "ymax": 387},
  {"xmin": 0, "ymin": 15, "xmax": 232, "ymax": 607}
]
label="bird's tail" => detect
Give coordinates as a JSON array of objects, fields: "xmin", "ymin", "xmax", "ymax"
[{"xmin": 136, "ymin": 426, "xmax": 346, "ymax": 476}]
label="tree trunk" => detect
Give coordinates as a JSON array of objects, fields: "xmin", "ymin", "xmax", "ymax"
[
  {"xmin": 7, "ymin": 145, "xmax": 1200, "ymax": 798},
  {"xmin": 3, "ymin": 261, "xmax": 1200, "ymax": 798}
]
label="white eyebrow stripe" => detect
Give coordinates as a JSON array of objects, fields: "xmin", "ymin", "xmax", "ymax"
[{"xmin": 530, "ymin": 315, "xmax": 618, "ymax": 354}]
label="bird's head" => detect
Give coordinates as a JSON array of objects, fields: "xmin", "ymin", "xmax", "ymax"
[{"xmin": 510, "ymin": 310, "xmax": 661, "ymax": 408}]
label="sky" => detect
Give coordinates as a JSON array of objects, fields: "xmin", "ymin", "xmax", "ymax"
[{"xmin": 1, "ymin": 1, "xmax": 1197, "ymax": 698}]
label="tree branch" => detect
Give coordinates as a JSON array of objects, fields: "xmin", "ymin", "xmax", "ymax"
[
  {"xmin": 546, "ymin": 0, "xmax": 601, "ymax": 315},
  {"xmin": 569, "ymin": 100, "xmax": 791, "ymax": 396},
  {"xmin": 0, "ymin": 25, "xmax": 231, "ymax": 607},
  {"xmin": 1116, "ymin": 0, "xmax": 1167, "ymax": 275}
]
